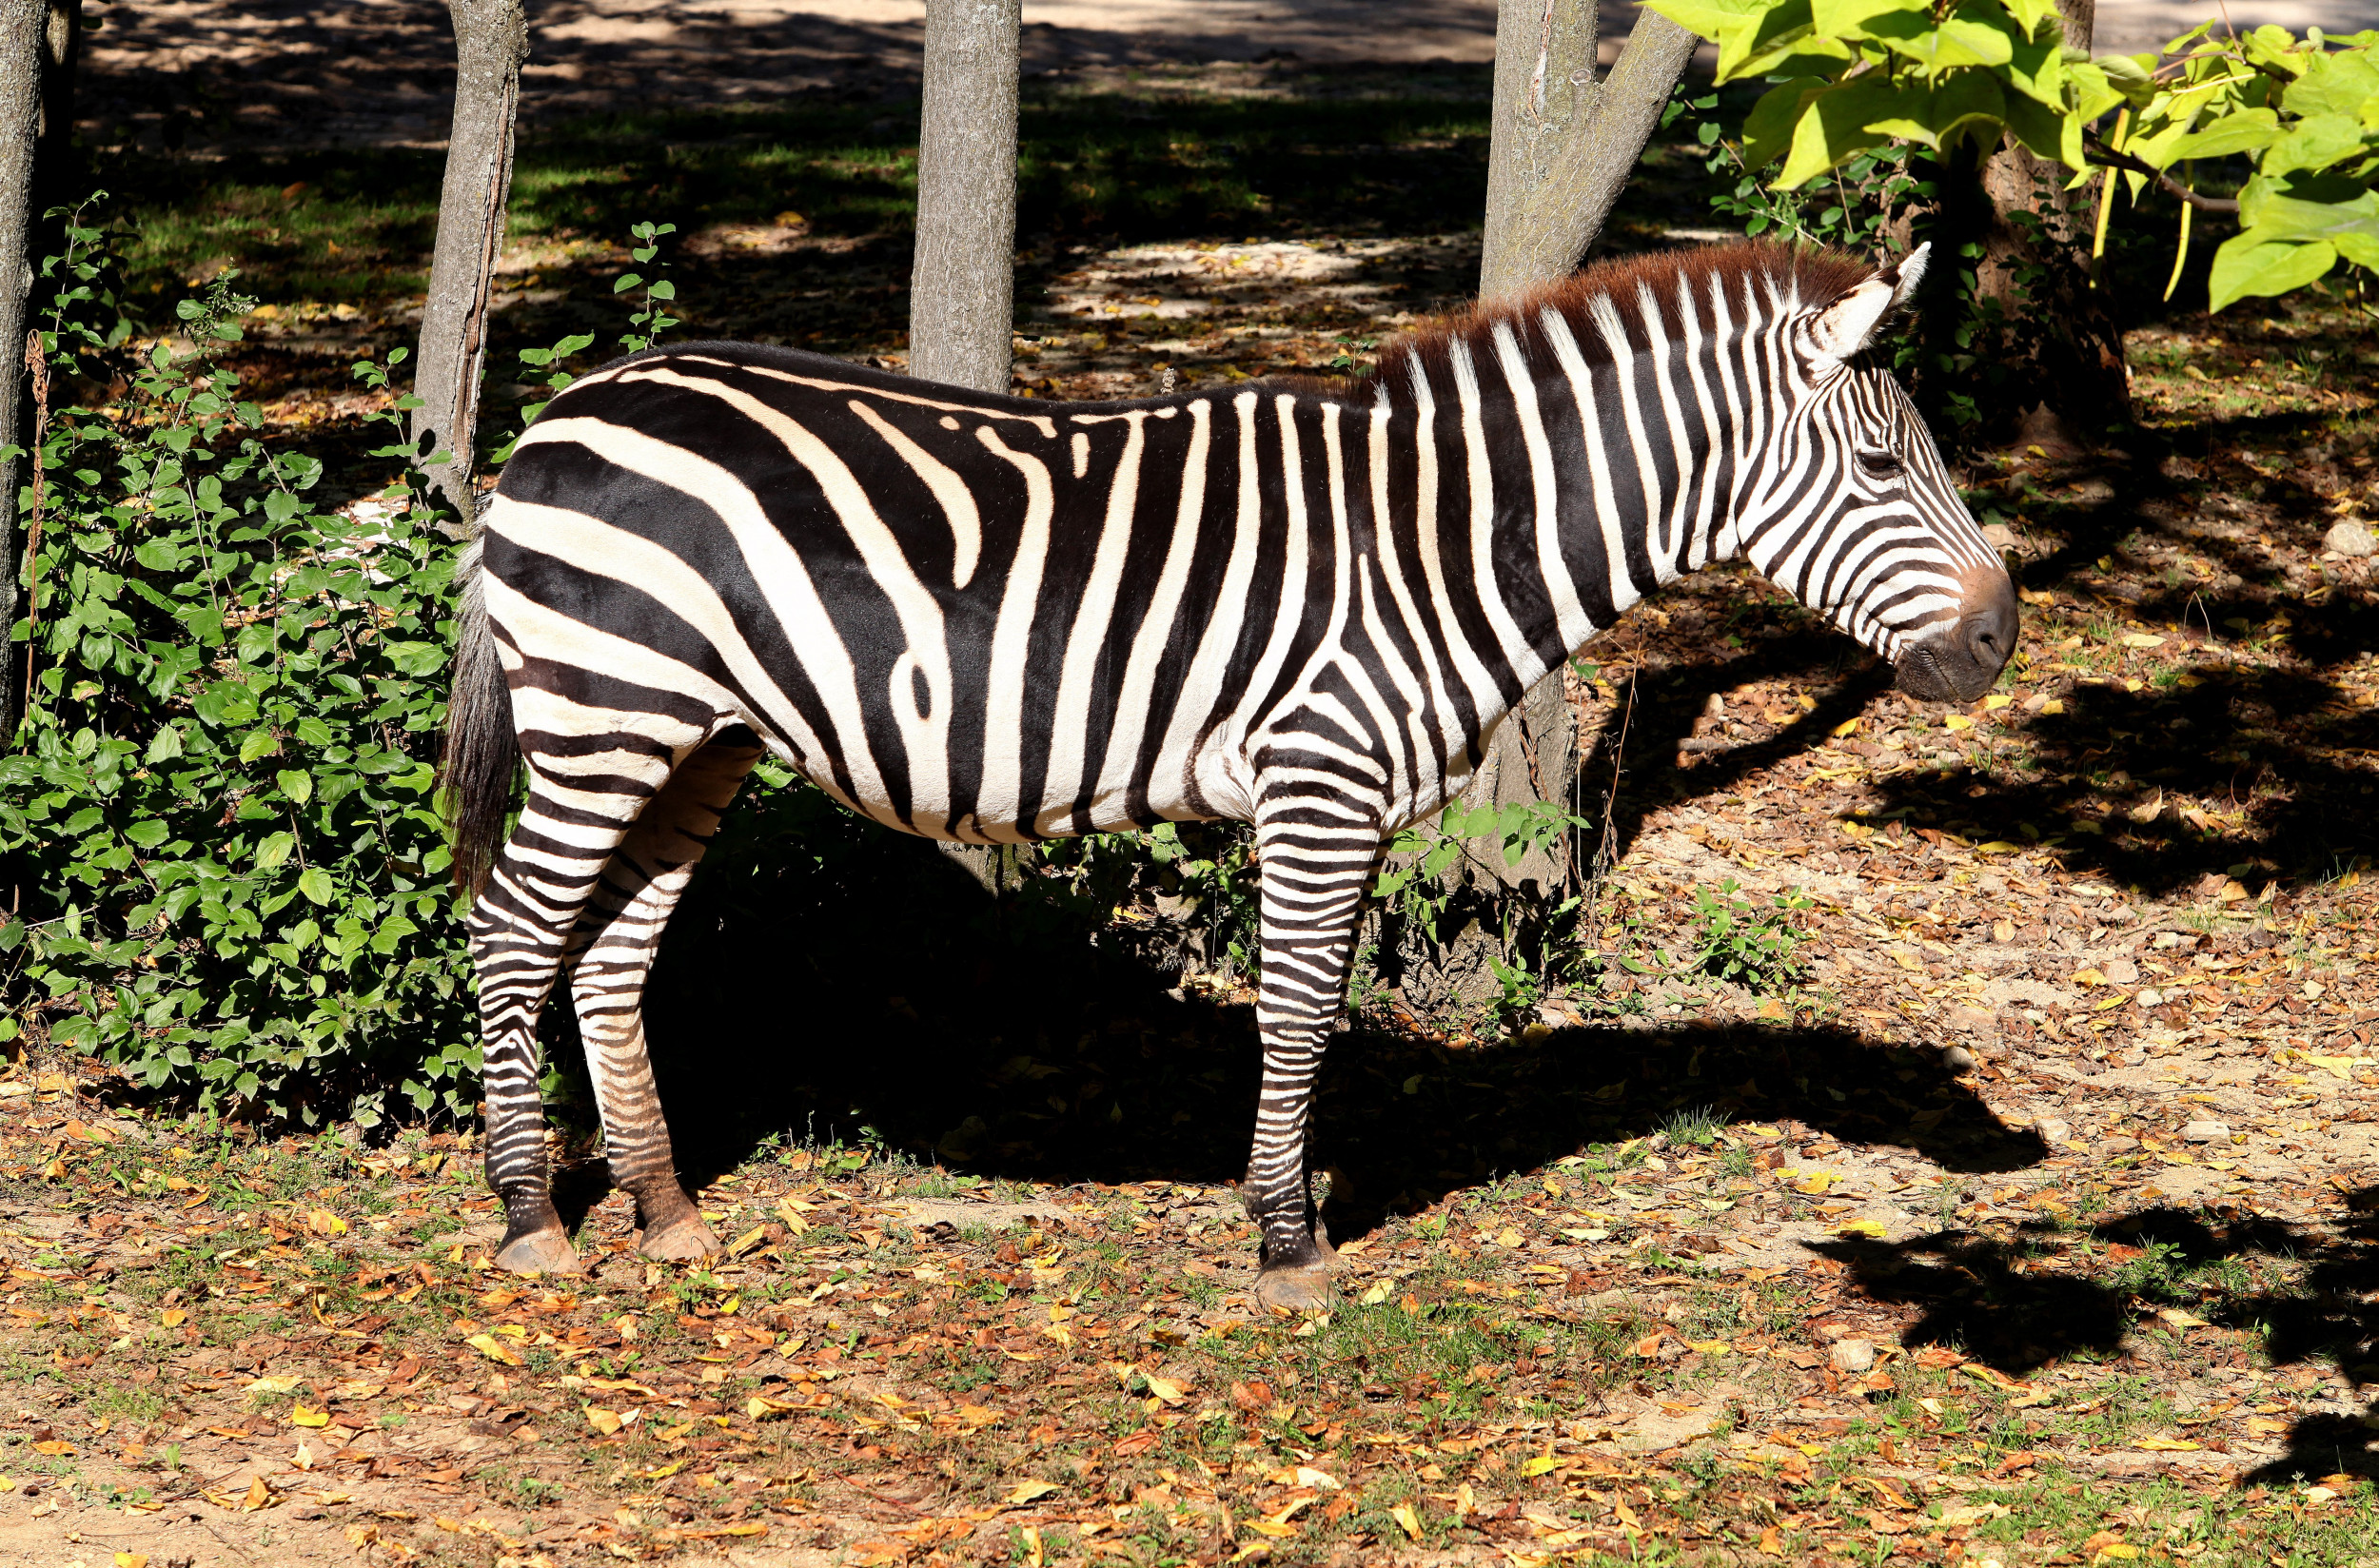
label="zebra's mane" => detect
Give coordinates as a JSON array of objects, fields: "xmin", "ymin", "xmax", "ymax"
[{"xmin": 1352, "ymin": 239, "xmax": 1874, "ymax": 403}]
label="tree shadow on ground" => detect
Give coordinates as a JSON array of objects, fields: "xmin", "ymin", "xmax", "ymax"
[{"xmin": 1803, "ymin": 1192, "xmax": 2379, "ymax": 1485}]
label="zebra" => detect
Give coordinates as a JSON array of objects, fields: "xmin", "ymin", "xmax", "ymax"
[{"xmin": 442, "ymin": 238, "xmax": 2015, "ymax": 1307}]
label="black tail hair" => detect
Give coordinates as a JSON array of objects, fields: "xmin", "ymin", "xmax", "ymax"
[{"xmin": 438, "ymin": 536, "xmax": 520, "ymax": 896}]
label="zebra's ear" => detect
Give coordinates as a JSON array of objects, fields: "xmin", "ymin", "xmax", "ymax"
[{"xmin": 1806, "ymin": 242, "xmax": 1931, "ymax": 370}]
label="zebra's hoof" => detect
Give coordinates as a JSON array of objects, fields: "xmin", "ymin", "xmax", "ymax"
[
  {"xmin": 1254, "ymin": 1263, "xmax": 1333, "ymax": 1312},
  {"xmin": 639, "ymin": 1215, "xmax": 721, "ymax": 1262},
  {"xmin": 494, "ymin": 1227, "xmax": 580, "ymax": 1275}
]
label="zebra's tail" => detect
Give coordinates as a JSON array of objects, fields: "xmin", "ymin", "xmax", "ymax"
[{"xmin": 440, "ymin": 534, "xmax": 518, "ymax": 898}]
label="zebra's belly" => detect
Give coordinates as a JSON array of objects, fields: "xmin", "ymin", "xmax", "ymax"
[{"xmin": 764, "ymin": 723, "xmax": 1256, "ymax": 842}]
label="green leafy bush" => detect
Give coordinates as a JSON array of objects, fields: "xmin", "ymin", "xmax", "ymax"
[{"xmin": 1, "ymin": 203, "xmax": 478, "ymax": 1125}]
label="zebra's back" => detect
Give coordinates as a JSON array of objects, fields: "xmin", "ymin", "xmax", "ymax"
[{"xmin": 486, "ymin": 343, "xmax": 1379, "ymax": 843}]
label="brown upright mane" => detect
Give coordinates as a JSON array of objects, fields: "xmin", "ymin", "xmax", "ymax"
[{"xmin": 1353, "ymin": 239, "xmax": 1875, "ymax": 400}]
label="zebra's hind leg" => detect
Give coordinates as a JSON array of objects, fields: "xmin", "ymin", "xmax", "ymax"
[
  {"xmin": 1241, "ymin": 794, "xmax": 1386, "ymax": 1312},
  {"xmin": 473, "ymin": 778, "xmax": 651, "ymax": 1277},
  {"xmin": 567, "ymin": 732, "xmax": 764, "ymax": 1264}
]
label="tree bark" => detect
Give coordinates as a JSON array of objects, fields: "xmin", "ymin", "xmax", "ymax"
[
  {"xmin": 1466, "ymin": 4, "xmax": 1698, "ymax": 892},
  {"xmin": 910, "ymin": 0, "xmax": 1021, "ymax": 896},
  {"xmin": 0, "ymin": 0, "xmax": 47, "ymax": 742},
  {"xmin": 909, "ymin": 0, "xmax": 1019, "ymax": 394},
  {"xmin": 1971, "ymin": 0, "xmax": 2129, "ymax": 449},
  {"xmin": 411, "ymin": 0, "xmax": 528, "ymax": 525}
]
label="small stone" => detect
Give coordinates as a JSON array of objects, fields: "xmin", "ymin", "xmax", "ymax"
[
  {"xmin": 2136, "ymin": 987, "xmax": 2163, "ymax": 1009},
  {"xmin": 2103, "ymin": 957, "xmax": 2139, "ymax": 984},
  {"xmin": 1980, "ymin": 522, "xmax": 2020, "ymax": 551},
  {"xmin": 2036, "ymin": 1117, "xmax": 2073, "ymax": 1147},
  {"xmin": 1830, "ymin": 1338, "xmax": 1878, "ymax": 1373},
  {"xmin": 2101, "ymin": 1136, "xmax": 2140, "ymax": 1155},
  {"xmin": 1947, "ymin": 1008, "xmax": 1995, "ymax": 1037},
  {"xmin": 1701, "ymin": 692, "xmax": 1726, "ymax": 720},
  {"xmin": 2183, "ymin": 1120, "xmax": 2231, "ymax": 1144},
  {"xmin": 2326, "ymin": 519, "xmax": 2376, "ymax": 558}
]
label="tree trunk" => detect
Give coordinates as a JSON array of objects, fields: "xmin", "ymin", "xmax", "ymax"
[
  {"xmin": 1466, "ymin": 4, "xmax": 1698, "ymax": 893},
  {"xmin": 411, "ymin": 0, "xmax": 528, "ymax": 525},
  {"xmin": 910, "ymin": 0, "xmax": 1021, "ymax": 896},
  {"xmin": 909, "ymin": 0, "xmax": 1019, "ymax": 394},
  {"xmin": 0, "ymin": 0, "xmax": 47, "ymax": 743},
  {"xmin": 1971, "ymin": 0, "xmax": 2129, "ymax": 450}
]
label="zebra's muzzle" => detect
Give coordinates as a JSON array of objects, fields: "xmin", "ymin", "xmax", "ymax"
[{"xmin": 1893, "ymin": 570, "xmax": 2019, "ymax": 703}]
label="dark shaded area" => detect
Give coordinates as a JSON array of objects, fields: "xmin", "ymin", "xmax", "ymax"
[
  {"xmin": 591, "ymin": 776, "xmax": 2041, "ymax": 1224},
  {"xmin": 1809, "ymin": 1192, "xmax": 2379, "ymax": 1484}
]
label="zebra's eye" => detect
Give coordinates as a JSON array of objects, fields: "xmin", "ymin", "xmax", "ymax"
[{"xmin": 1857, "ymin": 448, "xmax": 1904, "ymax": 481}]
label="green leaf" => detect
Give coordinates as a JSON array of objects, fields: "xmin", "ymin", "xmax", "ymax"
[
  {"xmin": 124, "ymin": 819, "xmax": 169, "ymax": 849},
  {"xmin": 2163, "ymin": 107, "xmax": 2282, "ymax": 164},
  {"xmin": 238, "ymin": 728, "xmax": 282, "ymax": 764},
  {"xmin": 277, "ymin": 769, "xmax": 314, "ymax": 806},
  {"xmin": 298, "ymin": 866, "xmax": 336, "ymax": 905},
  {"xmin": 144, "ymin": 724, "xmax": 184, "ymax": 764},
  {"xmin": 2261, "ymin": 112, "xmax": 2374, "ymax": 178},
  {"xmin": 614, "ymin": 273, "xmax": 642, "ymax": 294},
  {"xmin": 2284, "ymin": 49, "xmax": 2379, "ymax": 119},
  {"xmin": 2208, "ymin": 234, "xmax": 2337, "ymax": 312},
  {"xmin": 256, "ymin": 831, "xmax": 296, "ymax": 871}
]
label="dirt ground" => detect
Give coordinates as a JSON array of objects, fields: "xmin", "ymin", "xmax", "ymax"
[{"xmin": 81, "ymin": 0, "xmax": 2379, "ymax": 158}]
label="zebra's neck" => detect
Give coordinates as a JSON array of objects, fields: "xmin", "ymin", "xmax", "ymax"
[{"xmin": 1362, "ymin": 265, "xmax": 1790, "ymax": 705}]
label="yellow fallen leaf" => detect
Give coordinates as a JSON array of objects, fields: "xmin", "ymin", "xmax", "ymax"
[
  {"xmin": 1943, "ymin": 714, "xmax": 1974, "ymax": 731},
  {"xmin": 1357, "ymin": 1280, "xmax": 1391, "ymax": 1306},
  {"xmin": 728, "ymin": 1225, "xmax": 768, "ymax": 1258},
  {"xmin": 2041, "ymin": 698, "xmax": 2065, "ymax": 715},
  {"xmin": 1292, "ymin": 1466, "xmax": 1341, "ymax": 1490},
  {"xmin": 1006, "ymin": 1480, "xmax": 1061, "ymax": 1504},
  {"xmin": 289, "ymin": 1405, "xmax": 329, "ymax": 1428},
  {"xmin": 1241, "ymin": 1519, "xmax": 1299, "ymax": 1538},
  {"xmin": 115, "ymin": 1554, "xmax": 148, "ymax": 1568},
  {"xmin": 28, "ymin": 1441, "xmax": 71, "ymax": 1456},
  {"xmin": 2121, "ymin": 633, "xmax": 2166, "ymax": 649},
  {"xmin": 243, "ymin": 1476, "xmax": 270, "ymax": 1512},
  {"xmin": 245, "ymin": 1375, "xmax": 300, "ymax": 1394},
  {"xmin": 1391, "ymin": 1501, "xmax": 1423, "ymax": 1540},
  {"xmin": 159, "ymin": 1308, "xmax": 187, "ymax": 1328},
  {"xmin": 464, "ymin": 1332, "xmax": 521, "ymax": 1367},
  {"xmin": 1521, "ymin": 1454, "xmax": 1563, "ymax": 1477},
  {"xmin": 1830, "ymin": 717, "xmax": 1860, "ymax": 737},
  {"xmin": 1975, "ymin": 840, "xmax": 2022, "ymax": 853},
  {"xmin": 2136, "ymin": 1436, "xmax": 2200, "ymax": 1452},
  {"xmin": 1144, "ymin": 1375, "xmax": 1190, "ymax": 1405},
  {"xmin": 305, "ymin": 1208, "xmax": 346, "ymax": 1237},
  {"xmin": 1835, "ymin": 1219, "xmax": 1887, "ymax": 1239},
  {"xmin": 2074, "ymin": 968, "xmax": 2107, "ymax": 987},
  {"xmin": 585, "ymin": 1408, "xmax": 621, "ymax": 1436},
  {"xmin": 1982, "ymin": 694, "xmax": 2013, "ymax": 711},
  {"xmin": 2155, "ymin": 1307, "xmax": 2212, "ymax": 1330},
  {"xmin": 1495, "ymin": 1227, "xmax": 1524, "ymax": 1247}
]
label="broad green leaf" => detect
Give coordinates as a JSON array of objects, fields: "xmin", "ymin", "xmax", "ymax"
[
  {"xmin": 238, "ymin": 728, "xmax": 282, "ymax": 764},
  {"xmin": 2164, "ymin": 108, "xmax": 2282, "ymax": 163},
  {"xmin": 2207, "ymin": 234, "xmax": 2337, "ymax": 311},
  {"xmin": 124, "ymin": 820, "xmax": 169, "ymax": 849},
  {"xmin": 2000, "ymin": 22, "xmax": 2066, "ymax": 105},
  {"xmin": 1808, "ymin": 0, "xmax": 1924, "ymax": 41},
  {"xmin": 2261, "ymin": 112, "xmax": 2375, "ymax": 177},
  {"xmin": 144, "ymin": 724, "xmax": 183, "ymax": 764},
  {"xmin": 1744, "ymin": 76, "xmax": 1831, "ymax": 167},
  {"xmin": 256, "ymin": 831, "xmax": 296, "ymax": 871},
  {"xmin": 1867, "ymin": 8, "xmax": 2015, "ymax": 74},
  {"xmin": 1709, "ymin": 0, "xmax": 1816, "ymax": 82},
  {"xmin": 298, "ymin": 866, "xmax": 336, "ymax": 905},
  {"xmin": 2003, "ymin": 85, "xmax": 2082, "ymax": 167},
  {"xmin": 1778, "ymin": 75, "xmax": 1925, "ymax": 185},
  {"xmin": 277, "ymin": 769, "xmax": 314, "ymax": 806},
  {"xmin": 2284, "ymin": 49, "xmax": 2379, "ymax": 120}
]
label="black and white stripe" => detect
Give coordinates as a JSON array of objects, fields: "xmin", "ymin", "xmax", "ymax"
[{"xmin": 446, "ymin": 239, "xmax": 2016, "ymax": 1299}]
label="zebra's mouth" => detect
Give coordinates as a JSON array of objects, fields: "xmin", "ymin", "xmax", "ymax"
[{"xmin": 1894, "ymin": 574, "xmax": 2020, "ymax": 703}]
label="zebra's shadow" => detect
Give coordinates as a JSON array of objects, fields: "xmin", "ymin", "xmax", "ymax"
[{"xmin": 524, "ymin": 791, "xmax": 2044, "ymax": 1236}]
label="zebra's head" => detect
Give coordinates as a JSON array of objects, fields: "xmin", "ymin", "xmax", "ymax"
[{"xmin": 1740, "ymin": 243, "xmax": 2017, "ymax": 704}]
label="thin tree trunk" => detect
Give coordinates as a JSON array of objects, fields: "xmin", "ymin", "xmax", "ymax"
[
  {"xmin": 910, "ymin": 0, "xmax": 1021, "ymax": 896},
  {"xmin": 1973, "ymin": 0, "xmax": 2128, "ymax": 448},
  {"xmin": 0, "ymin": 0, "xmax": 46, "ymax": 743},
  {"xmin": 1466, "ymin": 4, "xmax": 1698, "ymax": 893},
  {"xmin": 909, "ymin": 0, "xmax": 1019, "ymax": 394},
  {"xmin": 411, "ymin": 0, "xmax": 527, "ymax": 525}
]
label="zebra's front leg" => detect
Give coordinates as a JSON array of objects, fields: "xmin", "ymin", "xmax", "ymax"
[
  {"xmin": 1243, "ymin": 799, "xmax": 1386, "ymax": 1311},
  {"xmin": 568, "ymin": 735, "xmax": 762, "ymax": 1264}
]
